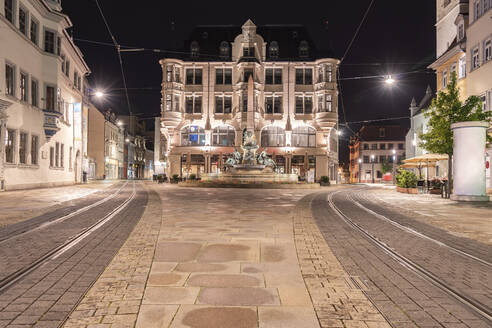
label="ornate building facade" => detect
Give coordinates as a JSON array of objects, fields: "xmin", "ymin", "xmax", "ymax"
[{"xmin": 158, "ymin": 20, "xmax": 340, "ymax": 182}]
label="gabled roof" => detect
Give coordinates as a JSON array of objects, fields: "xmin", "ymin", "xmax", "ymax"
[{"xmin": 413, "ymin": 85, "xmax": 435, "ymax": 116}]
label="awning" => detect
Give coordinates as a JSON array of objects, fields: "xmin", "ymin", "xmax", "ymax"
[
  {"xmin": 403, "ymin": 153, "xmax": 449, "ymax": 164},
  {"xmin": 400, "ymin": 162, "xmax": 436, "ymax": 169}
]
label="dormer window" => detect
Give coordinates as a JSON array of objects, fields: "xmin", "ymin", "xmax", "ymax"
[
  {"xmin": 243, "ymin": 46, "xmax": 255, "ymax": 58},
  {"xmin": 299, "ymin": 40, "xmax": 309, "ymax": 58},
  {"xmin": 379, "ymin": 128, "xmax": 385, "ymax": 137},
  {"xmin": 190, "ymin": 41, "xmax": 200, "ymax": 58},
  {"xmin": 219, "ymin": 41, "xmax": 230, "ymax": 59},
  {"xmin": 269, "ymin": 41, "xmax": 279, "ymax": 59}
]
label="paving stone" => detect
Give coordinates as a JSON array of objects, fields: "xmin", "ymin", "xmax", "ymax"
[
  {"xmin": 170, "ymin": 305, "xmax": 258, "ymax": 328},
  {"xmin": 135, "ymin": 305, "xmax": 179, "ymax": 328},
  {"xmin": 259, "ymin": 306, "xmax": 320, "ymax": 328},
  {"xmin": 187, "ymin": 274, "xmax": 263, "ymax": 288}
]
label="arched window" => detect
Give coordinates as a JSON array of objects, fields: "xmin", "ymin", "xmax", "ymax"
[
  {"xmin": 269, "ymin": 41, "xmax": 279, "ymax": 59},
  {"xmin": 212, "ymin": 125, "xmax": 235, "ymax": 146},
  {"xmin": 181, "ymin": 126, "xmax": 205, "ymax": 146},
  {"xmin": 190, "ymin": 41, "xmax": 200, "ymax": 58},
  {"xmin": 219, "ymin": 41, "xmax": 230, "ymax": 58},
  {"xmin": 261, "ymin": 126, "xmax": 285, "ymax": 147},
  {"xmin": 299, "ymin": 40, "xmax": 309, "ymax": 58},
  {"xmin": 292, "ymin": 126, "xmax": 316, "ymax": 147}
]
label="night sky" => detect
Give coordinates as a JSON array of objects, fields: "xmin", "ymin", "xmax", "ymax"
[{"xmin": 62, "ymin": 0, "xmax": 437, "ymax": 163}]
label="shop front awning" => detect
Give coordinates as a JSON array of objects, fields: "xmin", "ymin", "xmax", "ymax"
[
  {"xmin": 403, "ymin": 153, "xmax": 449, "ymax": 165},
  {"xmin": 399, "ymin": 162, "xmax": 437, "ymax": 169}
]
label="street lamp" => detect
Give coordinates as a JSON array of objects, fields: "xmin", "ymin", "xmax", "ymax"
[
  {"xmin": 385, "ymin": 75, "xmax": 395, "ymax": 85},
  {"xmin": 358, "ymin": 158, "xmax": 362, "ymax": 183},
  {"xmin": 392, "ymin": 149, "xmax": 396, "ymax": 185},
  {"xmin": 371, "ymin": 154, "xmax": 375, "ymax": 184},
  {"xmin": 95, "ymin": 91, "xmax": 104, "ymax": 98}
]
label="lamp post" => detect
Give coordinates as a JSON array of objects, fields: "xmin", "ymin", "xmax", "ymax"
[
  {"xmin": 358, "ymin": 158, "xmax": 362, "ymax": 183},
  {"xmin": 392, "ymin": 149, "xmax": 396, "ymax": 185},
  {"xmin": 371, "ymin": 154, "xmax": 375, "ymax": 184}
]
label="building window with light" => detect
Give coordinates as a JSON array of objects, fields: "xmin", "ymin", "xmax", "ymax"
[
  {"xmin": 219, "ymin": 41, "xmax": 230, "ymax": 59},
  {"xmin": 265, "ymin": 95, "xmax": 282, "ymax": 114},
  {"xmin": 299, "ymin": 40, "xmax": 309, "ymax": 57},
  {"xmin": 484, "ymin": 39, "xmax": 491, "ymax": 63},
  {"xmin": 292, "ymin": 126, "xmax": 316, "ymax": 147},
  {"xmin": 215, "ymin": 95, "xmax": 232, "ymax": 114},
  {"xmin": 44, "ymin": 29, "xmax": 55, "ymax": 54},
  {"xmin": 19, "ymin": 6, "xmax": 27, "ymax": 36},
  {"xmin": 295, "ymin": 95, "xmax": 313, "ymax": 114},
  {"xmin": 441, "ymin": 70, "xmax": 447, "ymax": 88},
  {"xmin": 212, "ymin": 126, "xmax": 235, "ymax": 146},
  {"xmin": 185, "ymin": 95, "xmax": 202, "ymax": 114},
  {"xmin": 265, "ymin": 68, "xmax": 282, "ymax": 85},
  {"xmin": 216, "ymin": 68, "xmax": 232, "ymax": 85},
  {"xmin": 186, "ymin": 68, "xmax": 202, "ymax": 85},
  {"xmin": 295, "ymin": 68, "xmax": 312, "ymax": 85},
  {"xmin": 459, "ymin": 55, "xmax": 466, "ymax": 78},
  {"xmin": 20, "ymin": 72, "xmax": 28, "ymax": 102},
  {"xmin": 181, "ymin": 126, "xmax": 205, "ymax": 146},
  {"xmin": 472, "ymin": 47, "xmax": 480, "ymax": 70},
  {"xmin": 5, "ymin": 0, "xmax": 14, "ymax": 24},
  {"xmin": 269, "ymin": 41, "xmax": 279, "ymax": 59},
  {"xmin": 261, "ymin": 126, "xmax": 285, "ymax": 147}
]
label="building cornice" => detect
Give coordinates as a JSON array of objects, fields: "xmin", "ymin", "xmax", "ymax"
[{"xmin": 428, "ymin": 44, "xmax": 464, "ymax": 69}]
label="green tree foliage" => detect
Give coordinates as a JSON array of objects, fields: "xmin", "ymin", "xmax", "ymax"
[
  {"xmin": 420, "ymin": 73, "xmax": 492, "ymax": 156},
  {"xmin": 380, "ymin": 158, "xmax": 392, "ymax": 174},
  {"xmin": 420, "ymin": 73, "xmax": 492, "ymax": 188}
]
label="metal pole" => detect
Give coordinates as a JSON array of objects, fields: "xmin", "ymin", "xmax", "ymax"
[{"xmin": 372, "ymin": 160, "xmax": 375, "ymax": 184}]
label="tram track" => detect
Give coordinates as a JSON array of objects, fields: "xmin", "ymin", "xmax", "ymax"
[
  {"xmin": 0, "ymin": 181, "xmax": 136, "ymax": 293},
  {"xmin": 0, "ymin": 181, "xmax": 129, "ymax": 244},
  {"xmin": 326, "ymin": 189, "xmax": 492, "ymax": 325}
]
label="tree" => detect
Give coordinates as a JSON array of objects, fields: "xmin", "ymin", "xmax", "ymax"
[
  {"xmin": 381, "ymin": 158, "xmax": 392, "ymax": 174},
  {"xmin": 420, "ymin": 73, "xmax": 492, "ymax": 190}
]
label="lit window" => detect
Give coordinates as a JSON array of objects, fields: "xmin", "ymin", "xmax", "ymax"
[
  {"xmin": 299, "ymin": 40, "xmax": 309, "ymax": 57},
  {"xmin": 185, "ymin": 95, "xmax": 202, "ymax": 114},
  {"xmin": 265, "ymin": 68, "xmax": 282, "ymax": 85},
  {"xmin": 472, "ymin": 47, "xmax": 480, "ymax": 70},
  {"xmin": 19, "ymin": 7, "xmax": 27, "ymax": 35},
  {"xmin": 185, "ymin": 68, "xmax": 202, "ymax": 85},
  {"xmin": 265, "ymin": 95, "xmax": 282, "ymax": 114},
  {"xmin": 459, "ymin": 55, "xmax": 466, "ymax": 78},
  {"xmin": 30, "ymin": 18, "xmax": 38, "ymax": 45},
  {"xmin": 295, "ymin": 68, "xmax": 313, "ymax": 85},
  {"xmin": 181, "ymin": 126, "xmax": 205, "ymax": 146},
  {"xmin": 261, "ymin": 126, "xmax": 285, "ymax": 147},
  {"xmin": 484, "ymin": 39, "xmax": 491, "ymax": 63},
  {"xmin": 215, "ymin": 95, "xmax": 232, "ymax": 114},
  {"xmin": 44, "ymin": 30, "xmax": 55, "ymax": 54},
  {"xmin": 269, "ymin": 41, "xmax": 279, "ymax": 59},
  {"xmin": 292, "ymin": 126, "xmax": 316, "ymax": 147},
  {"xmin": 5, "ymin": 63, "xmax": 15, "ymax": 96},
  {"xmin": 212, "ymin": 126, "xmax": 235, "ymax": 146}
]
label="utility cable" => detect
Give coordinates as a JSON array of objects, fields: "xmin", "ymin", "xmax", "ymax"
[
  {"xmin": 94, "ymin": 0, "xmax": 132, "ymax": 115},
  {"xmin": 340, "ymin": 0, "xmax": 375, "ymax": 63}
]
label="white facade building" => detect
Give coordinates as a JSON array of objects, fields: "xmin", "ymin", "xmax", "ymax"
[
  {"xmin": 158, "ymin": 20, "xmax": 340, "ymax": 182},
  {"xmin": 0, "ymin": 0, "xmax": 90, "ymax": 190},
  {"xmin": 466, "ymin": 0, "xmax": 492, "ymax": 189}
]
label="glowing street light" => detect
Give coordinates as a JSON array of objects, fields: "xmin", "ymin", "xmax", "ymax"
[
  {"xmin": 337, "ymin": 130, "xmax": 342, "ymax": 136},
  {"xmin": 95, "ymin": 91, "xmax": 104, "ymax": 98},
  {"xmin": 385, "ymin": 75, "xmax": 395, "ymax": 85}
]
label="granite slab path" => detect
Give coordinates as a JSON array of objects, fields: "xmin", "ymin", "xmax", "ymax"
[{"xmin": 63, "ymin": 183, "xmax": 392, "ymax": 328}]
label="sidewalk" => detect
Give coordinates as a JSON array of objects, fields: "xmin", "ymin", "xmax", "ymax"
[
  {"xmin": 362, "ymin": 186, "xmax": 492, "ymax": 245},
  {"xmin": 64, "ymin": 183, "xmax": 391, "ymax": 328},
  {"xmin": 0, "ymin": 180, "xmax": 117, "ymax": 228}
]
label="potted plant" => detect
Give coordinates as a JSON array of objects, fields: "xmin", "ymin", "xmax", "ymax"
[
  {"xmin": 320, "ymin": 176, "xmax": 330, "ymax": 187},
  {"xmin": 429, "ymin": 178, "xmax": 441, "ymax": 194},
  {"xmin": 171, "ymin": 174, "xmax": 180, "ymax": 184},
  {"xmin": 395, "ymin": 169, "xmax": 418, "ymax": 194},
  {"xmin": 189, "ymin": 174, "xmax": 197, "ymax": 181}
]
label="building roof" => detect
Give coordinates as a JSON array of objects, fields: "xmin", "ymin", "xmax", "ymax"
[
  {"xmin": 356, "ymin": 124, "xmax": 408, "ymax": 142},
  {"xmin": 412, "ymin": 85, "xmax": 435, "ymax": 116},
  {"xmin": 173, "ymin": 23, "xmax": 335, "ymax": 62}
]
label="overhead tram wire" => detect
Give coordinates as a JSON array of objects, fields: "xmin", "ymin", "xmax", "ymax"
[
  {"xmin": 336, "ymin": 0, "xmax": 376, "ymax": 139},
  {"xmin": 93, "ymin": 0, "xmax": 132, "ymax": 115}
]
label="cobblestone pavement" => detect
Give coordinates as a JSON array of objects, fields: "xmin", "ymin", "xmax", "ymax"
[
  {"xmin": 361, "ymin": 186, "xmax": 492, "ymax": 245},
  {"xmin": 0, "ymin": 181, "xmax": 118, "ymax": 228},
  {"xmin": 61, "ymin": 184, "xmax": 393, "ymax": 328},
  {"xmin": 312, "ymin": 188, "xmax": 492, "ymax": 328},
  {"xmin": 0, "ymin": 182, "xmax": 148, "ymax": 328}
]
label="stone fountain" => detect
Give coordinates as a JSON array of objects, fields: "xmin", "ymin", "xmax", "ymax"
[{"xmin": 201, "ymin": 131, "xmax": 298, "ymax": 184}]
